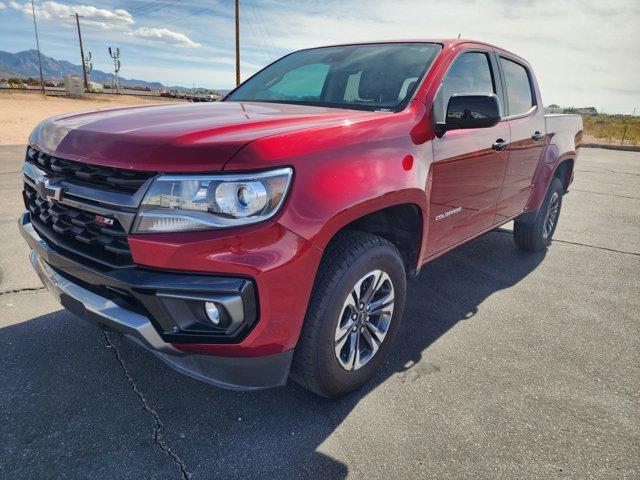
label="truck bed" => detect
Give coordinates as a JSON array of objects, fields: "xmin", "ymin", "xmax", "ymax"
[{"xmin": 545, "ymin": 113, "xmax": 583, "ymax": 155}]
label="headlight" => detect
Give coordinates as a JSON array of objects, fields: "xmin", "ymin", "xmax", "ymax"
[{"xmin": 132, "ymin": 167, "xmax": 293, "ymax": 233}]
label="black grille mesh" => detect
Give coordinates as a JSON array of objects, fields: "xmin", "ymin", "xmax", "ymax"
[
  {"xmin": 26, "ymin": 146, "xmax": 154, "ymax": 194},
  {"xmin": 25, "ymin": 184, "xmax": 133, "ymax": 268}
]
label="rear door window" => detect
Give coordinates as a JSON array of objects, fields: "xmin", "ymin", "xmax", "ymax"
[
  {"xmin": 500, "ymin": 57, "xmax": 534, "ymax": 116},
  {"xmin": 434, "ymin": 52, "xmax": 496, "ymax": 123}
]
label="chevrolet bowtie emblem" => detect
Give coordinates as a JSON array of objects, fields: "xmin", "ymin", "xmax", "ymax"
[{"xmin": 35, "ymin": 176, "xmax": 66, "ymax": 202}]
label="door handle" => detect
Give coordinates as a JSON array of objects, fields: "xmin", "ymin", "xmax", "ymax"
[
  {"xmin": 491, "ymin": 139, "xmax": 509, "ymax": 151},
  {"xmin": 531, "ymin": 131, "xmax": 544, "ymax": 141}
]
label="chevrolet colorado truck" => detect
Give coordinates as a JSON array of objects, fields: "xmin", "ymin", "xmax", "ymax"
[{"xmin": 19, "ymin": 40, "xmax": 582, "ymax": 398}]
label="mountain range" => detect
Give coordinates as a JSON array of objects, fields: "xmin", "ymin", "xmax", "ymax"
[{"xmin": 0, "ymin": 49, "xmax": 164, "ymax": 90}]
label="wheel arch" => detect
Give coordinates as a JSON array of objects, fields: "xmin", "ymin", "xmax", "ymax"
[
  {"xmin": 320, "ymin": 201, "xmax": 426, "ymax": 277},
  {"xmin": 523, "ymin": 151, "xmax": 576, "ymax": 218},
  {"xmin": 554, "ymin": 157, "xmax": 575, "ymax": 193}
]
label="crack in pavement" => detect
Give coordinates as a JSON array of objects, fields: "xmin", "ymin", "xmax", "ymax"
[
  {"xmin": 104, "ymin": 332, "xmax": 193, "ymax": 480},
  {"xmin": 577, "ymin": 168, "xmax": 640, "ymax": 177},
  {"xmin": 552, "ymin": 238, "xmax": 640, "ymax": 257},
  {"xmin": 494, "ymin": 230, "xmax": 640, "ymax": 257},
  {"xmin": 0, "ymin": 286, "xmax": 45, "ymax": 296},
  {"xmin": 571, "ymin": 188, "xmax": 640, "ymax": 201}
]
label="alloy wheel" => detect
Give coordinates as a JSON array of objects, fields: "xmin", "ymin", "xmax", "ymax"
[
  {"xmin": 543, "ymin": 191, "xmax": 560, "ymax": 239},
  {"xmin": 334, "ymin": 269, "xmax": 395, "ymax": 371}
]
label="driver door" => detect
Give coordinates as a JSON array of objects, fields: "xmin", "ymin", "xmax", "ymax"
[{"xmin": 425, "ymin": 50, "xmax": 510, "ymax": 257}]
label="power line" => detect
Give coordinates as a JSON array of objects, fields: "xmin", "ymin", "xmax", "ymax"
[
  {"xmin": 128, "ymin": 0, "xmax": 173, "ymax": 15},
  {"xmin": 130, "ymin": 0, "xmax": 180, "ymax": 18},
  {"xmin": 247, "ymin": 0, "xmax": 276, "ymax": 58},
  {"xmin": 239, "ymin": 1, "xmax": 269, "ymax": 64},
  {"xmin": 148, "ymin": 6, "xmax": 212, "ymax": 29},
  {"xmin": 30, "ymin": 0, "xmax": 45, "ymax": 93}
]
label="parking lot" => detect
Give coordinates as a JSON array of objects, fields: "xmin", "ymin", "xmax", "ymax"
[{"xmin": 0, "ymin": 146, "xmax": 638, "ymax": 479}]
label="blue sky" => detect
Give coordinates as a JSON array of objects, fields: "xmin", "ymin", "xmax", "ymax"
[{"xmin": 0, "ymin": 0, "xmax": 639, "ymax": 113}]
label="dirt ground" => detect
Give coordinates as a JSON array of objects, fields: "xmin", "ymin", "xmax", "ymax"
[{"xmin": 0, "ymin": 91, "xmax": 185, "ymax": 145}]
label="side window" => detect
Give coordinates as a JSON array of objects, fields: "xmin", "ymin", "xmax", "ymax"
[
  {"xmin": 263, "ymin": 63, "xmax": 329, "ymax": 101},
  {"xmin": 434, "ymin": 52, "xmax": 495, "ymax": 123},
  {"xmin": 500, "ymin": 57, "xmax": 534, "ymax": 116}
]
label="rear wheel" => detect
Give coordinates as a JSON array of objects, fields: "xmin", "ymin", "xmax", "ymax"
[
  {"xmin": 514, "ymin": 177, "xmax": 564, "ymax": 251},
  {"xmin": 290, "ymin": 230, "xmax": 406, "ymax": 398}
]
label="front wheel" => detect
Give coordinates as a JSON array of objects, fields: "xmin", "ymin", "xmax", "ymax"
[
  {"xmin": 290, "ymin": 231, "xmax": 406, "ymax": 398},
  {"xmin": 513, "ymin": 177, "xmax": 564, "ymax": 251}
]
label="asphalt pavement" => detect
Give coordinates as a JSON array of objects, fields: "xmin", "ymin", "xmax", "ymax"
[{"xmin": 0, "ymin": 146, "xmax": 638, "ymax": 479}]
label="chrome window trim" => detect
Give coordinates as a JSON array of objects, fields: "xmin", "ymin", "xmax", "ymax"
[{"xmin": 504, "ymin": 105, "xmax": 538, "ymax": 121}]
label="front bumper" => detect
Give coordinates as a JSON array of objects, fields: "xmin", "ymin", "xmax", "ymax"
[{"xmin": 20, "ymin": 212, "xmax": 293, "ymax": 390}]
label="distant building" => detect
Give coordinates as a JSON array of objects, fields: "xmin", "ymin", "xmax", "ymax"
[
  {"xmin": 65, "ymin": 75, "xmax": 84, "ymax": 96},
  {"xmin": 544, "ymin": 106, "xmax": 599, "ymax": 115},
  {"xmin": 544, "ymin": 105, "xmax": 563, "ymax": 114},
  {"xmin": 574, "ymin": 107, "xmax": 598, "ymax": 116}
]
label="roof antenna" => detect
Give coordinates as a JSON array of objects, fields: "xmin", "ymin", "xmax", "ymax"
[{"xmin": 457, "ymin": 33, "xmax": 462, "ymax": 38}]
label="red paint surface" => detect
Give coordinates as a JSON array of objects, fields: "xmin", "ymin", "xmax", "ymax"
[
  {"xmin": 129, "ymin": 222, "xmax": 322, "ymax": 356},
  {"xmin": 30, "ymin": 39, "xmax": 582, "ymax": 357}
]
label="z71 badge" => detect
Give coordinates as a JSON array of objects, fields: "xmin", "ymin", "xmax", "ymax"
[{"xmin": 94, "ymin": 215, "xmax": 115, "ymax": 227}]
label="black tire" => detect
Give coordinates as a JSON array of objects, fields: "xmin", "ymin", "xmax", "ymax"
[
  {"xmin": 290, "ymin": 230, "xmax": 406, "ymax": 398},
  {"xmin": 514, "ymin": 177, "xmax": 564, "ymax": 251}
]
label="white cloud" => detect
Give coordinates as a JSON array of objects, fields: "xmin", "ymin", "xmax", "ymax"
[
  {"xmin": 4, "ymin": 0, "xmax": 638, "ymax": 108},
  {"xmin": 130, "ymin": 27, "xmax": 201, "ymax": 49},
  {"xmin": 241, "ymin": 0, "xmax": 640, "ymax": 113},
  {"xmin": 9, "ymin": 0, "xmax": 132, "ymax": 27},
  {"xmin": 8, "ymin": 1, "xmax": 200, "ymax": 48},
  {"xmin": 0, "ymin": 2, "xmax": 6, "ymax": 11}
]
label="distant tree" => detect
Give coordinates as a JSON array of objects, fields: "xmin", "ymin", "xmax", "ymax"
[
  {"xmin": 548, "ymin": 104, "xmax": 560, "ymax": 109},
  {"xmin": 7, "ymin": 78, "xmax": 25, "ymax": 88}
]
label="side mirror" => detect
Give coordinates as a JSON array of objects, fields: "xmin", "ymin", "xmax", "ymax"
[{"xmin": 436, "ymin": 94, "xmax": 502, "ymax": 137}]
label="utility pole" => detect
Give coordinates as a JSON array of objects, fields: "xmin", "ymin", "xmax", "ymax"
[
  {"xmin": 75, "ymin": 13, "xmax": 88, "ymax": 90},
  {"xmin": 108, "ymin": 47, "xmax": 121, "ymax": 94},
  {"xmin": 235, "ymin": 0, "xmax": 240, "ymax": 86},
  {"xmin": 30, "ymin": 0, "xmax": 45, "ymax": 93}
]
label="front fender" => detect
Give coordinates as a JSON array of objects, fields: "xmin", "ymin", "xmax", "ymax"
[{"xmin": 224, "ymin": 103, "xmax": 433, "ymax": 255}]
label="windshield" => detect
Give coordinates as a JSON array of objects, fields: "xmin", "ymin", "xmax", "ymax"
[{"xmin": 225, "ymin": 43, "xmax": 442, "ymax": 111}]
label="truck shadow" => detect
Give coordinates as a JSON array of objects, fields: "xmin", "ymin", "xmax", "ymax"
[{"xmin": 0, "ymin": 229, "xmax": 545, "ymax": 479}]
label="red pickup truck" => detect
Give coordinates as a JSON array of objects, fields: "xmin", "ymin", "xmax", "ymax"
[{"xmin": 19, "ymin": 40, "xmax": 582, "ymax": 397}]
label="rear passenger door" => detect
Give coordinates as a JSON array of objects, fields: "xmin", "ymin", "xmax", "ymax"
[
  {"xmin": 494, "ymin": 55, "xmax": 546, "ymax": 223},
  {"xmin": 426, "ymin": 50, "xmax": 510, "ymax": 257}
]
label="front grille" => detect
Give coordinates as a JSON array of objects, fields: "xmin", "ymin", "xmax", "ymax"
[
  {"xmin": 26, "ymin": 146, "xmax": 154, "ymax": 194},
  {"xmin": 25, "ymin": 183, "xmax": 133, "ymax": 268}
]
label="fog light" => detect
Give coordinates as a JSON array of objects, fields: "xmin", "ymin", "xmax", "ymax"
[{"xmin": 204, "ymin": 302, "xmax": 220, "ymax": 325}]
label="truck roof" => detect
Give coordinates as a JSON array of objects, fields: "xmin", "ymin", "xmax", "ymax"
[{"xmin": 300, "ymin": 39, "xmax": 524, "ymax": 62}]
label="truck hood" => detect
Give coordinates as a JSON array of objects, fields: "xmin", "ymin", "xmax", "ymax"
[{"xmin": 29, "ymin": 101, "xmax": 381, "ymax": 172}]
